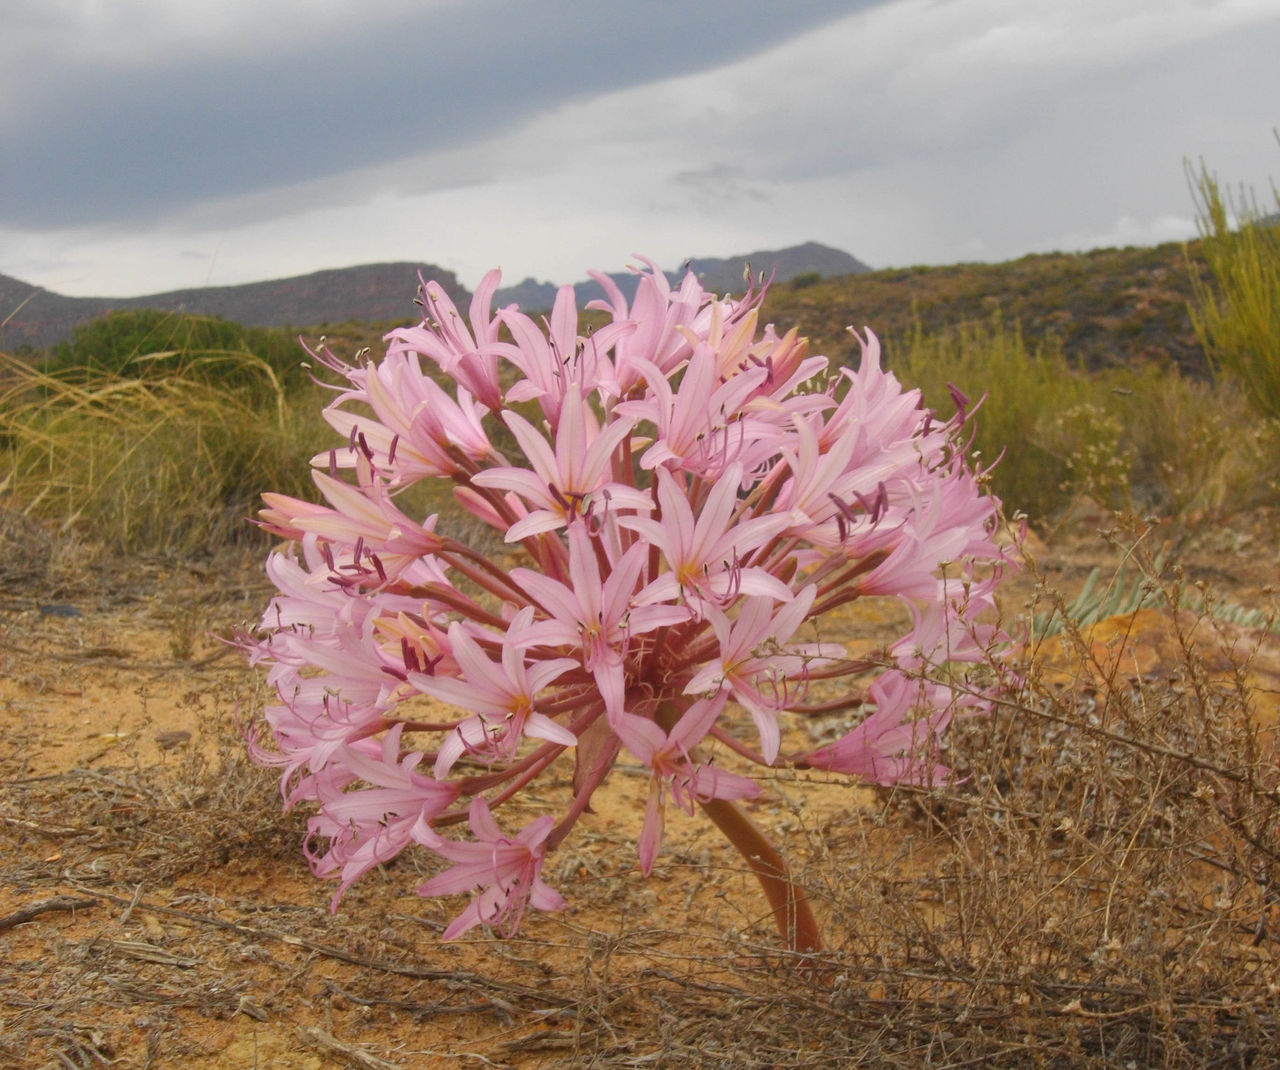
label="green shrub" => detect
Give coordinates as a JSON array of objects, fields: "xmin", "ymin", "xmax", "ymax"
[
  {"xmin": 1036, "ymin": 400, "xmax": 1133, "ymax": 511},
  {"xmin": 1187, "ymin": 159, "xmax": 1280, "ymax": 421},
  {"xmin": 884, "ymin": 311, "xmax": 1280, "ymax": 525},
  {"xmin": 885, "ymin": 313, "xmax": 1098, "ymax": 520},
  {"xmin": 1107, "ymin": 363, "xmax": 1280, "ymax": 520},
  {"xmin": 46, "ymin": 309, "xmax": 309, "ymax": 397}
]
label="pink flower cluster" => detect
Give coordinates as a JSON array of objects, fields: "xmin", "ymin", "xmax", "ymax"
[{"xmin": 244, "ymin": 261, "xmax": 1015, "ymax": 939}]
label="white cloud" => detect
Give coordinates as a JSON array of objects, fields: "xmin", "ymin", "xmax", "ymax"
[{"xmin": 1044, "ymin": 213, "xmax": 1200, "ymax": 255}]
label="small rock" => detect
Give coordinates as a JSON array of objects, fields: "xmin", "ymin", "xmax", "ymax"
[
  {"xmin": 155, "ymin": 730, "xmax": 192, "ymax": 750},
  {"xmin": 39, "ymin": 604, "xmax": 82, "ymax": 618}
]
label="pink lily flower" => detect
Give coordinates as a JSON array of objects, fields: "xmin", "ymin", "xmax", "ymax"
[
  {"xmin": 305, "ymin": 725, "xmax": 460, "ymax": 909},
  {"xmin": 585, "ymin": 259, "xmax": 711, "ymax": 391},
  {"xmin": 499, "ymin": 287, "xmax": 632, "ymax": 420},
  {"xmin": 471, "ymin": 382, "xmax": 651, "ymax": 541},
  {"xmin": 384, "ymin": 271, "xmax": 506, "ymax": 411},
  {"xmin": 413, "ymin": 609, "xmax": 578, "ymax": 776},
  {"xmin": 244, "ymin": 258, "xmax": 1019, "ymax": 943},
  {"xmin": 852, "ymin": 476, "xmax": 1000, "ymax": 600},
  {"xmin": 684, "ymin": 587, "xmax": 836, "ymax": 764},
  {"xmin": 622, "ymin": 464, "xmax": 793, "ymax": 611},
  {"xmin": 511, "ymin": 524, "xmax": 689, "ymax": 718},
  {"xmin": 255, "ymin": 536, "xmax": 378, "ymax": 634},
  {"xmin": 413, "ymin": 796, "xmax": 566, "ymax": 939},
  {"xmin": 821, "ymin": 331, "xmax": 938, "ymax": 462},
  {"xmin": 614, "ymin": 343, "xmax": 769, "ymax": 478},
  {"xmin": 613, "ymin": 693, "xmax": 760, "ymax": 875},
  {"xmin": 321, "ymin": 361, "xmax": 494, "ymax": 482},
  {"xmin": 798, "ymin": 671, "xmax": 953, "ymax": 786},
  {"xmin": 260, "ymin": 461, "xmax": 442, "ymax": 582},
  {"xmin": 774, "ymin": 411, "xmax": 915, "ymax": 536},
  {"xmin": 891, "ymin": 574, "xmax": 1006, "ymax": 675}
]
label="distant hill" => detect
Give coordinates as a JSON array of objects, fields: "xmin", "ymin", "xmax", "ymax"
[
  {"xmin": 493, "ymin": 241, "xmax": 870, "ymax": 311},
  {"xmin": 1, "ymin": 244, "xmax": 863, "ymax": 351},
  {"xmin": 278, "ymin": 241, "xmax": 1214, "ymax": 384},
  {"xmin": 0, "ymin": 262, "xmax": 467, "ymax": 351},
  {"xmin": 2, "ymin": 241, "xmax": 1210, "ymax": 379},
  {"xmin": 762, "ymin": 240, "xmax": 1212, "ymax": 378}
]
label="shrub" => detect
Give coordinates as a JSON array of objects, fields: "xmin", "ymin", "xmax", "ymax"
[
  {"xmin": 1187, "ymin": 157, "xmax": 1280, "ymax": 421},
  {"xmin": 46, "ymin": 309, "xmax": 309, "ymax": 396},
  {"xmin": 886, "ymin": 312, "xmax": 1098, "ymax": 520},
  {"xmin": 886, "ymin": 311, "xmax": 1280, "ymax": 526},
  {"xmin": 1108, "ymin": 363, "xmax": 1280, "ymax": 521}
]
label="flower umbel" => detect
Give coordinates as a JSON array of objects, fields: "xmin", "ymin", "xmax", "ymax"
[{"xmin": 243, "ymin": 259, "xmax": 1017, "ymax": 946}]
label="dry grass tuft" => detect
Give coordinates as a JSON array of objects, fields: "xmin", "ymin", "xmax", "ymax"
[{"xmin": 0, "ymin": 348, "xmax": 329, "ymax": 557}]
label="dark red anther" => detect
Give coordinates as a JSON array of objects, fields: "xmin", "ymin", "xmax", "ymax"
[
  {"xmin": 947, "ymin": 382, "xmax": 970, "ymax": 419},
  {"xmin": 548, "ymin": 483, "xmax": 571, "ymax": 511},
  {"xmin": 853, "ymin": 482, "xmax": 889, "ymax": 525}
]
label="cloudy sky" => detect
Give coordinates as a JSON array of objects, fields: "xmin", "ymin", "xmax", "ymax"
[{"xmin": 3, "ymin": 0, "xmax": 1278, "ymax": 298}]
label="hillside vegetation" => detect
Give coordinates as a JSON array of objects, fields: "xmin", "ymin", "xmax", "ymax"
[
  {"xmin": 286, "ymin": 240, "xmax": 1211, "ymax": 378},
  {"xmin": 0, "ymin": 261, "xmax": 468, "ymax": 351},
  {"xmin": 1, "ymin": 226, "xmax": 1277, "ymax": 556},
  {"xmin": 766, "ymin": 241, "xmax": 1208, "ymax": 377}
]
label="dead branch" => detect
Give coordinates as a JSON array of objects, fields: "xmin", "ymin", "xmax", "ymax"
[{"xmin": 0, "ymin": 895, "xmax": 98, "ymax": 931}]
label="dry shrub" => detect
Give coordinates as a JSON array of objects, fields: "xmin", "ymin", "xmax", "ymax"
[
  {"xmin": 0, "ymin": 503, "xmax": 101, "ymax": 598},
  {"xmin": 760, "ymin": 527, "xmax": 1276, "ymax": 1068},
  {"xmin": 546, "ymin": 522, "xmax": 1280, "ymax": 1068},
  {"xmin": 1111, "ymin": 366, "xmax": 1280, "ymax": 522}
]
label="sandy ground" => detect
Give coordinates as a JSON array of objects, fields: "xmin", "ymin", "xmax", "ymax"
[{"xmin": 2, "ymin": 510, "xmax": 1278, "ymax": 1068}]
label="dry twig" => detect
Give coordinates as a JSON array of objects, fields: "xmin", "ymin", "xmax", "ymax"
[{"xmin": 0, "ymin": 896, "xmax": 98, "ymax": 932}]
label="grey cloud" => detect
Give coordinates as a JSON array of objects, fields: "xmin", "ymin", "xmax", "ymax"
[
  {"xmin": 737, "ymin": 10, "xmax": 1279, "ymax": 193},
  {"xmin": 672, "ymin": 164, "xmax": 772, "ymax": 206},
  {"xmin": 1, "ymin": 0, "xmax": 878, "ymax": 229}
]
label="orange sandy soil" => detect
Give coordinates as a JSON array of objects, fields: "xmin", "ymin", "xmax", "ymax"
[{"xmin": 1, "ymin": 511, "xmax": 1277, "ymax": 1068}]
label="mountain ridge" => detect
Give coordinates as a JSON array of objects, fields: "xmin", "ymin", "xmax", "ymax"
[
  {"xmin": 491, "ymin": 241, "xmax": 870, "ymax": 310},
  {"xmin": 0, "ymin": 262, "xmax": 468, "ymax": 351},
  {"xmin": 0, "ymin": 242, "xmax": 867, "ymax": 351}
]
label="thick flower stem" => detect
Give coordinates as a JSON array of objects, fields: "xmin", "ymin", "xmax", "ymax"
[
  {"xmin": 652, "ymin": 699, "xmax": 822, "ymax": 953},
  {"xmin": 697, "ymin": 795, "xmax": 822, "ymax": 953}
]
